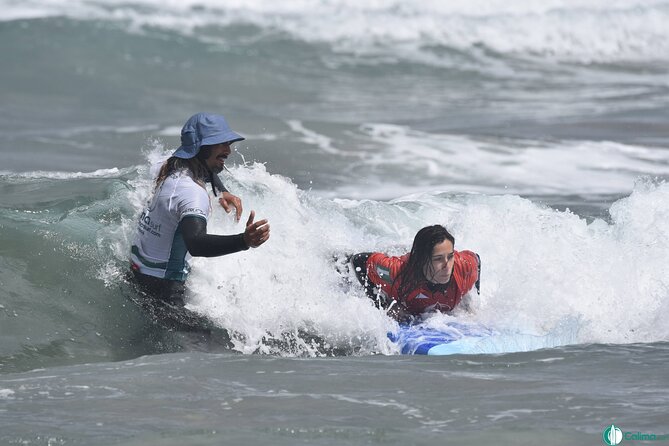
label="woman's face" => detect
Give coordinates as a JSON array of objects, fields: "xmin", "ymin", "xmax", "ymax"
[{"xmin": 423, "ymin": 239, "xmax": 455, "ymax": 284}]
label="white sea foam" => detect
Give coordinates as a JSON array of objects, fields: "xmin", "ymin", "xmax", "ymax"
[
  {"xmin": 0, "ymin": 389, "xmax": 15, "ymax": 399},
  {"xmin": 3, "ymin": 0, "xmax": 668, "ymax": 63},
  {"xmin": 298, "ymin": 122, "xmax": 669, "ymax": 199},
  {"xmin": 464, "ymin": 178, "xmax": 669, "ymax": 345},
  {"xmin": 0, "ymin": 167, "xmax": 126, "ymax": 180},
  {"xmin": 120, "ymin": 152, "xmax": 669, "ymax": 354},
  {"xmin": 184, "ymin": 165, "xmax": 399, "ymax": 355}
]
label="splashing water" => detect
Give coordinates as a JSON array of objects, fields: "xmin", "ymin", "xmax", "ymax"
[{"xmin": 110, "ymin": 148, "xmax": 669, "ymax": 356}]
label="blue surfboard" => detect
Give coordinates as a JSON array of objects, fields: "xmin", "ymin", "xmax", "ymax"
[
  {"xmin": 389, "ymin": 321, "xmax": 494, "ymax": 355},
  {"xmin": 390, "ymin": 321, "xmax": 570, "ymax": 355}
]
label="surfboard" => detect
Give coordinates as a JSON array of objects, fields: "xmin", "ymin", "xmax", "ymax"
[
  {"xmin": 389, "ymin": 321, "xmax": 494, "ymax": 355},
  {"xmin": 390, "ymin": 321, "xmax": 568, "ymax": 355}
]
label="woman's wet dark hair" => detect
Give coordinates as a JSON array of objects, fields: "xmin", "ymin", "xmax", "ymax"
[{"xmin": 395, "ymin": 225, "xmax": 455, "ymax": 300}]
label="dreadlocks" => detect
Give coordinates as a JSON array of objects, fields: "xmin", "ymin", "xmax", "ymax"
[{"xmin": 154, "ymin": 145, "xmax": 216, "ymax": 192}]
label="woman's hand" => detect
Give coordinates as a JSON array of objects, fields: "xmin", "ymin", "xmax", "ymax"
[{"xmin": 387, "ymin": 301, "xmax": 414, "ymax": 324}]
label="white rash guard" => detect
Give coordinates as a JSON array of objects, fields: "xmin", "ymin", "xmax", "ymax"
[{"xmin": 131, "ymin": 171, "xmax": 210, "ymax": 281}]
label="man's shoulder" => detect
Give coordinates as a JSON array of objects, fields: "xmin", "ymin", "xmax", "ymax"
[
  {"xmin": 166, "ymin": 169, "xmax": 194, "ymax": 184},
  {"xmin": 165, "ymin": 171, "xmax": 207, "ymax": 194}
]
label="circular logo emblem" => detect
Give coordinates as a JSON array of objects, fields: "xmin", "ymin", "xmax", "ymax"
[{"xmin": 603, "ymin": 424, "xmax": 623, "ymax": 445}]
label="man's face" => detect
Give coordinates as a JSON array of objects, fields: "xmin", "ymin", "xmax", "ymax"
[
  {"xmin": 423, "ymin": 239, "xmax": 455, "ymax": 284},
  {"xmin": 204, "ymin": 143, "xmax": 232, "ymax": 174}
]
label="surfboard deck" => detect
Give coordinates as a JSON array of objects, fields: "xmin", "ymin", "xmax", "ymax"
[
  {"xmin": 389, "ymin": 321, "xmax": 493, "ymax": 355},
  {"xmin": 390, "ymin": 321, "xmax": 570, "ymax": 355}
]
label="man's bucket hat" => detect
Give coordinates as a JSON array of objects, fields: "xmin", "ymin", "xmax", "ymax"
[{"xmin": 172, "ymin": 113, "xmax": 245, "ymax": 159}]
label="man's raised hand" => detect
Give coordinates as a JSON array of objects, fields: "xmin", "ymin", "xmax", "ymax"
[{"xmin": 243, "ymin": 210, "xmax": 270, "ymax": 248}]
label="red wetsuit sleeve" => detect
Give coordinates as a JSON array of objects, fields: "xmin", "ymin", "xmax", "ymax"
[
  {"xmin": 365, "ymin": 253, "xmax": 407, "ymax": 296},
  {"xmin": 452, "ymin": 250, "xmax": 480, "ymax": 295}
]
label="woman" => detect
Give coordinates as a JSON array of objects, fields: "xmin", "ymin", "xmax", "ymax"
[{"xmin": 351, "ymin": 225, "xmax": 480, "ymax": 322}]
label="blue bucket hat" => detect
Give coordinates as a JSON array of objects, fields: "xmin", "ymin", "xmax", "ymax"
[{"xmin": 172, "ymin": 112, "xmax": 245, "ymax": 159}]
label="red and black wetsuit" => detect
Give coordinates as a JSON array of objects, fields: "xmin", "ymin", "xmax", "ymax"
[{"xmin": 351, "ymin": 251, "xmax": 480, "ymax": 316}]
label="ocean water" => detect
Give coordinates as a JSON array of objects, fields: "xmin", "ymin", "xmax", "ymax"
[{"xmin": 1, "ymin": 0, "xmax": 669, "ymax": 444}]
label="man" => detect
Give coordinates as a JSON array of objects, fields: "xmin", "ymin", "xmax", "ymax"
[{"xmin": 130, "ymin": 113, "xmax": 270, "ymax": 319}]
